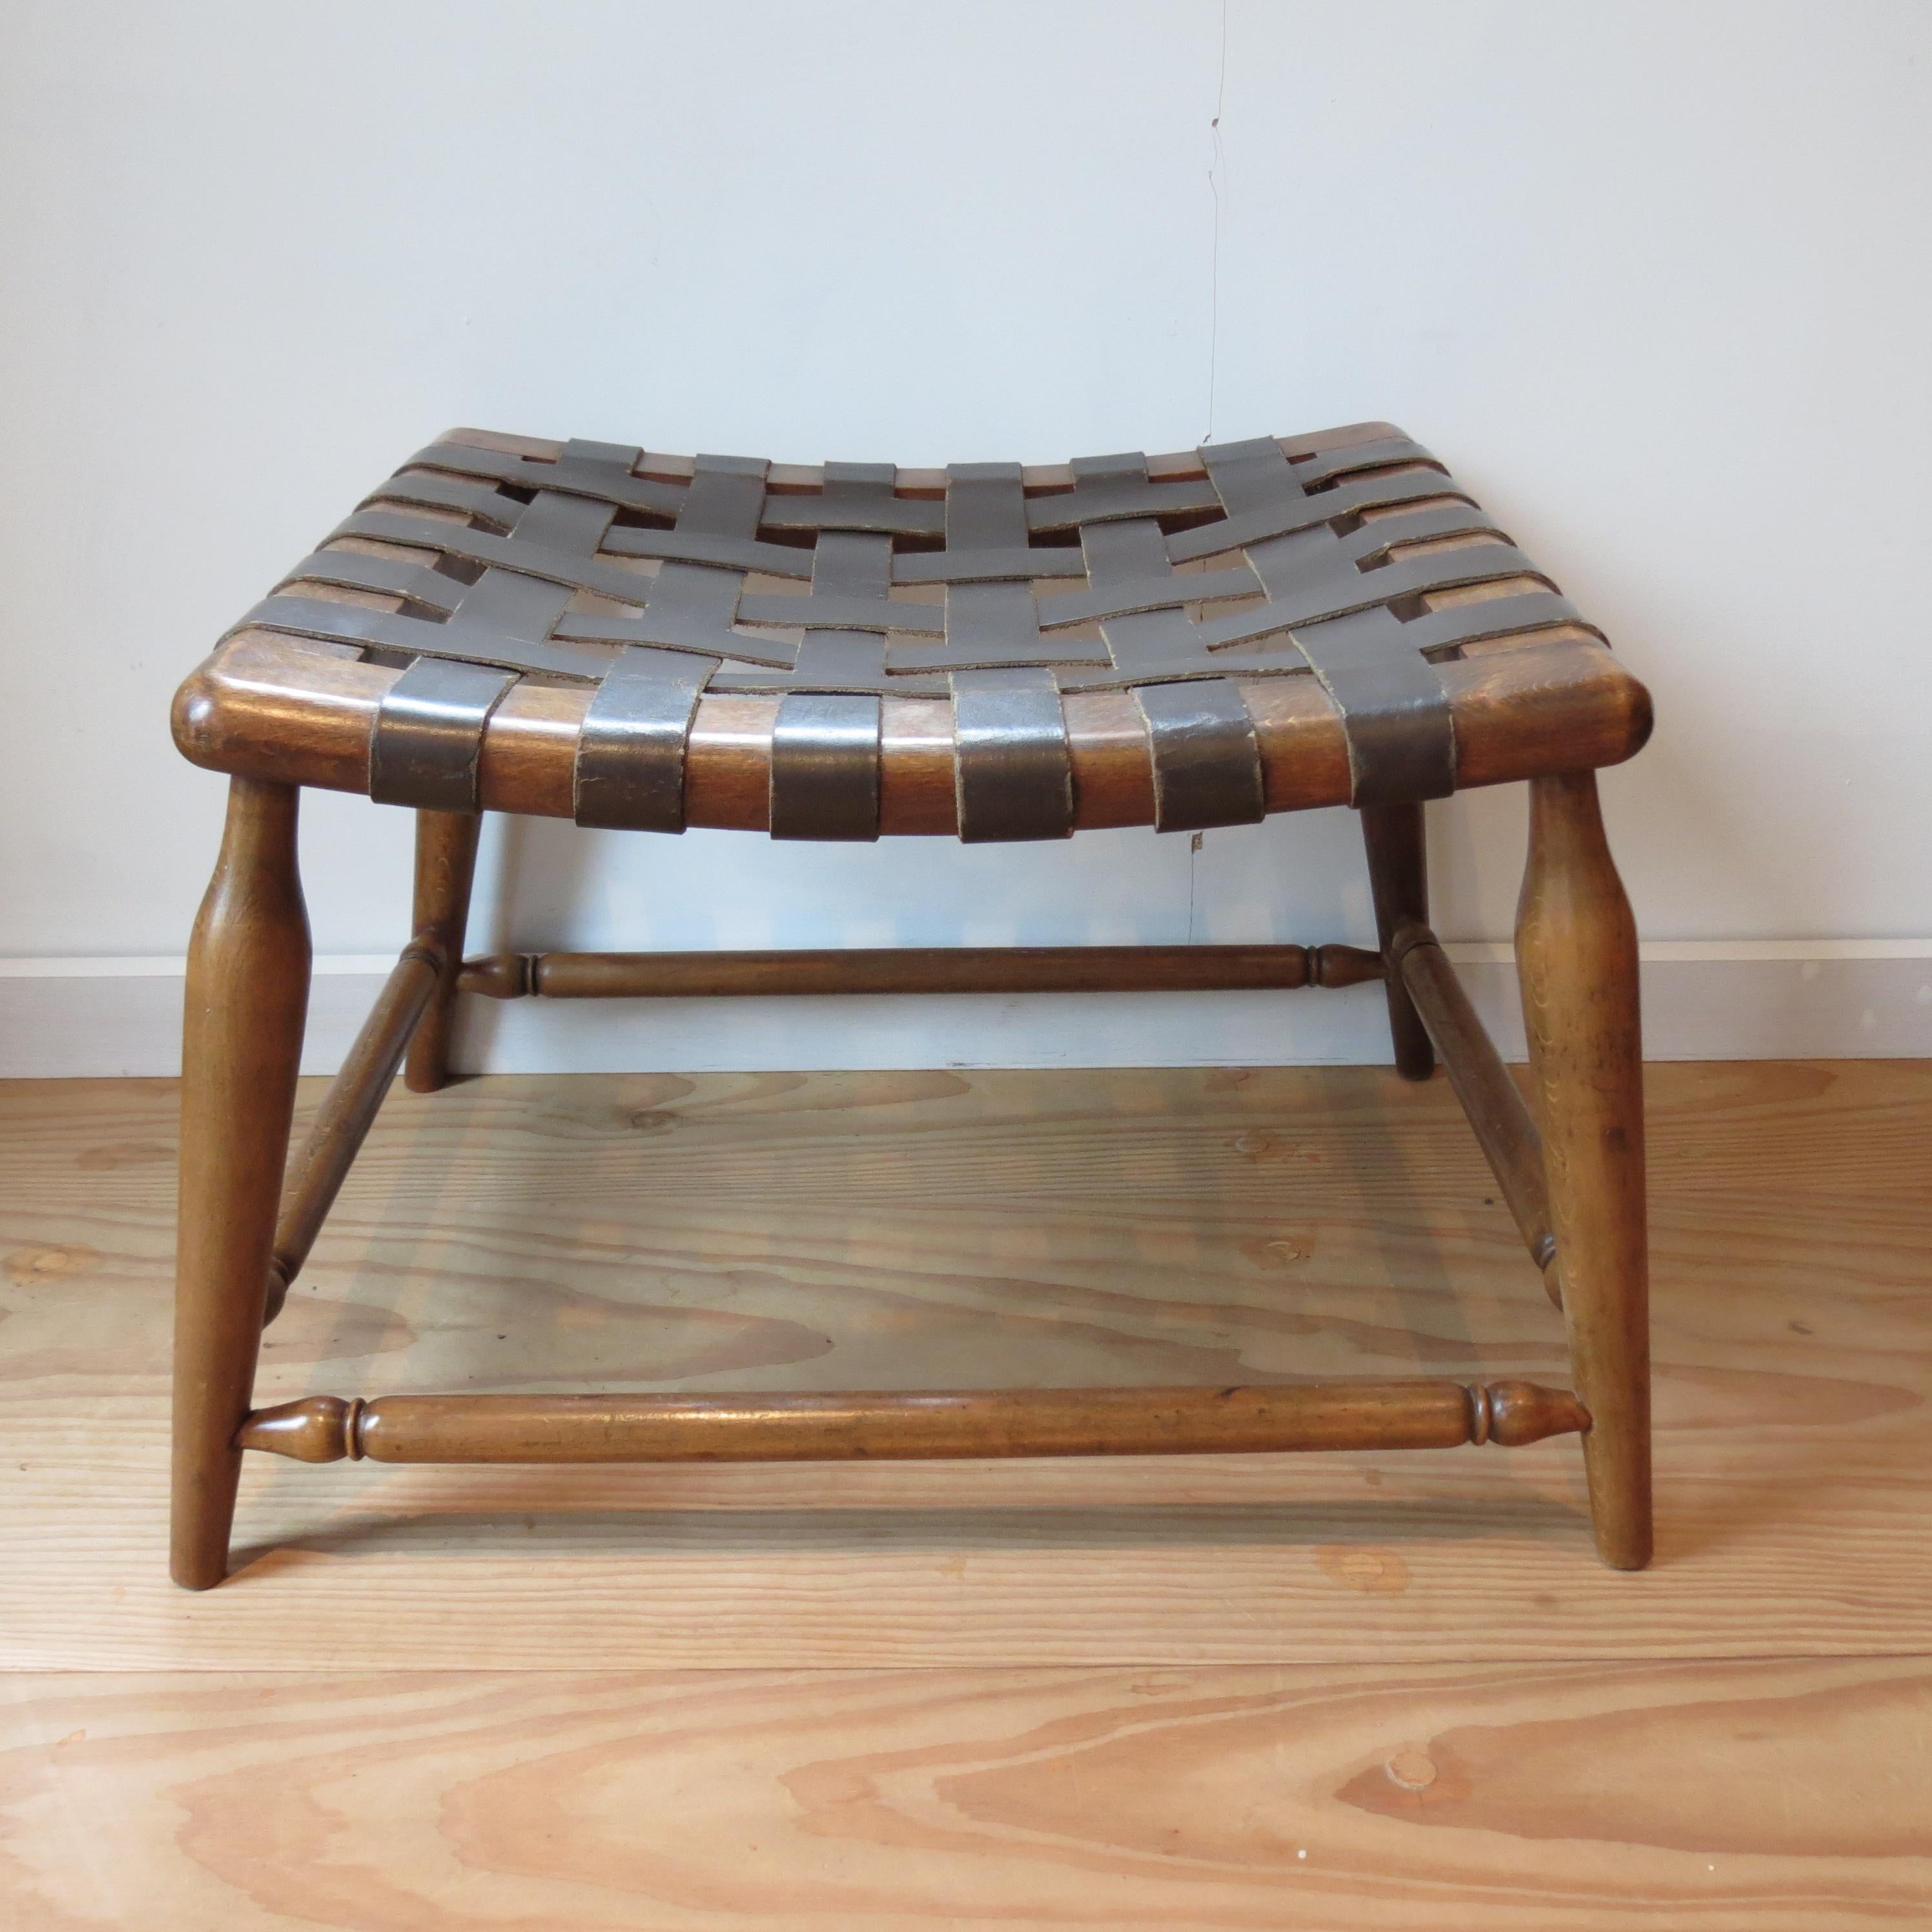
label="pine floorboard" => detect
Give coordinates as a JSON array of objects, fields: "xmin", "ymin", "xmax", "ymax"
[{"xmin": 2, "ymin": 1062, "xmax": 1927, "ymax": 1924}]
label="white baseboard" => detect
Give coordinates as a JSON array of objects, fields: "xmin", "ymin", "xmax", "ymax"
[{"xmin": 1, "ymin": 943, "xmax": 1928, "ymax": 1078}]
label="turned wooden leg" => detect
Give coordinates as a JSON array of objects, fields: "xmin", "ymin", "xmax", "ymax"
[
  {"xmin": 403, "ymin": 809, "xmax": 482, "ymax": 1093},
  {"xmin": 172, "ymin": 779, "xmax": 311, "ymax": 1589},
  {"xmin": 1359, "ymin": 801, "xmax": 1434, "ymax": 1080},
  {"xmin": 1515, "ymin": 771, "xmax": 1650, "ymax": 1570}
]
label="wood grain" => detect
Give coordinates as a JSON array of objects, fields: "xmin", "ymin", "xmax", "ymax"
[
  {"xmin": 265, "ymin": 938, "xmax": 442, "ymax": 1324},
  {"xmin": 234, "ymin": 1379, "xmax": 1588, "ymax": 1462},
  {"xmin": 1360, "ymin": 800, "xmax": 1434, "ymax": 1079},
  {"xmin": 1395, "ymin": 925, "xmax": 1557, "ymax": 1295},
  {"xmin": 4, "ymin": 1661, "xmax": 1928, "ymax": 1928},
  {"xmin": 3, "ymin": 1061, "xmax": 1931, "ymax": 1667},
  {"xmin": 170, "ymin": 779, "xmax": 311, "ymax": 1590},
  {"xmin": 1517, "ymin": 770, "xmax": 1651, "ymax": 1568},
  {"xmin": 469, "ymin": 940, "xmax": 1389, "ymax": 998},
  {"xmin": 402, "ymin": 808, "xmax": 481, "ymax": 1094}
]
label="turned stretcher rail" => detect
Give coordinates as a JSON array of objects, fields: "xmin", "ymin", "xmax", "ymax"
[
  {"xmin": 1392, "ymin": 922, "xmax": 1563, "ymax": 1308},
  {"xmin": 457, "ymin": 943, "xmax": 1388, "ymax": 1001},
  {"xmin": 236, "ymin": 1381, "xmax": 1589, "ymax": 1464},
  {"xmin": 262, "ymin": 934, "xmax": 444, "ymax": 1323}
]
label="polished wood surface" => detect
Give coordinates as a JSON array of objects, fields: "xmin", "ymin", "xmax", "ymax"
[
  {"xmin": 173, "ymin": 630, "xmax": 1652, "ymax": 832},
  {"xmin": 265, "ymin": 939, "xmax": 440, "ymax": 1324},
  {"xmin": 462, "ymin": 941, "xmax": 1388, "ymax": 1000},
  {"xmin": 8, "ymin": 1060, "xmax": 1927, "ymax": 1669},
  {"xmin": 402, "ymin": 808, "xmax": 480, "ymax": 1093},
  {"xmin": 236, "ymin": 1380, "xmax": 1588, "ymax": 1463},
  {"xmin": 1395, "ymin": 923, "xmax": 1559, "ymax": 1303},
  {"xmin": 1360, "ymin": 801, "xmax": 1434, "ymax": 1079},
  {"xmin": 6, "ymin": 1658, "xmax": 1927, "ymax": 1929},
  {"xmin": 1517, "ymin": 772, "xmax": 1651, "ymax": 1570},
  {"xmin": 170, "ymin": 779, "xmax": 311, "ymax": 1592}
]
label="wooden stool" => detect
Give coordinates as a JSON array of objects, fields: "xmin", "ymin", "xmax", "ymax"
[{"xmin": 170, "ymin": 421, "xmax": 1653, "ymax": 1588}]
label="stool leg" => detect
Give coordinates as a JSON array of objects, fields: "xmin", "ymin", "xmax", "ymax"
[
  {"xmin": 1359, "ymin": 801, "xmax": 1434, "ymax": 1080},
  {"xmin": 172, "ymin": 779, "xmax": 311, "ymax": 1589},
  {"xmin": 1514, "ymin": 772, "xmax": 1651, "ymax": 1569},
  {"xmin": 403, "ymin": 809, "xmax": 482, "ymax": 1093}
]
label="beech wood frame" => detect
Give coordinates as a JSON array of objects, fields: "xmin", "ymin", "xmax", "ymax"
[{"xmin": 172, "ymin": 781, "xmax": 1650, "ymax": 1588}]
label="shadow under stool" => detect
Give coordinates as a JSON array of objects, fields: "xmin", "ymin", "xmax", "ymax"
[{"xmin": 167, "ymin": 419, "xmax": 1653, "ymax": 1588}]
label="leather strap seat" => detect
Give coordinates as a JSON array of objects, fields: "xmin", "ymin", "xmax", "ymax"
[{"xmin": 174, "ymin": 420, "xmax": 1650, "ymax": 839}]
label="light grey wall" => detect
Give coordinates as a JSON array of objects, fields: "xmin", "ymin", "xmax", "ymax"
[{"xmin": 2, "ymin": 3, "xmax": 1927, "ymax": 1063}]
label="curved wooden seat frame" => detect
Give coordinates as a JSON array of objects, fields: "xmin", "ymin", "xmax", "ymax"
[{"xmin": 170, "ymin": 421, "xmax": 1653, "ymax": 1588}]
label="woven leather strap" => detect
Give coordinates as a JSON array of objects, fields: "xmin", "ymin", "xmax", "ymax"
[{"xmin": 234, "ymin": 425, "xmax": 1595, "ymax": 835}]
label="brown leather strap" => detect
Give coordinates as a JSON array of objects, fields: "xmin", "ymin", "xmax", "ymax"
[
  {"xmin": 1192, "ymin": 502, "xmax": 1521, "ymax": 645},
  {"xmin": 766, "ymin": 471, "xmax": 894, "ymax": 839},
  {"xmin": 567, "ymin": 454, "xmax": 766, "ymax": 827},
  {"xmin": 1133, "ymin": 680, "xmax": 1265, "ymax": 832},
  {"xmin": 952, "ymin": 666, "xmax": 1073, "ymax": 843},
  {"xmin": 247, "ymin": 589, "xmax": 615, "ymax": 682},
  {"xmin": 396, "ymin": 438, "xmax": 688, "ymax": 520},
  {"xmin": 334, "ymin": 508, "xmax": 668, "ymax": 616},
  {"xmin": 1201, "ymin": 438, "xmax": 1457, "ymax": 804},
  {"xmin": 926, "ymin": 464, "xmax": 1074, "ymax": 841},
  {"xmin": 770, "ymin": 693, "xmax": 882, "ymax": 840},
  {"xmin": 367, "ymin": 440, "xmax": 634, "ymax": 807},
  {"xmin": 277, "ymin": 547, "xmax": 466, "ymax": 614},
  {"xmin": 369, "ymin": 656, "xmax": 515, "ymax": 809},
  {"xmin": 1027, "ymin": 466, "xmax": 1220, "ymax": 531},
  {"xmin": 574, "ymin": 646, "xmax": 716, "ymax": 832},
  {"xmin": 362, "ymin": 468, "xmax": 527, "ymax": 530},
  {"xmin": 1167, "ymin": 447, "xmax": 1455, "ymax": 562},
  {"xmin": 1077, "ymin": 458, "xmax": 1265, "ymax": 830}
]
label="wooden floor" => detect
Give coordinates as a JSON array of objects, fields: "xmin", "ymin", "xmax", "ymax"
[{"xmin": 1, "ymin": 1060, "xmax": 1927, "ymax": 1926}]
